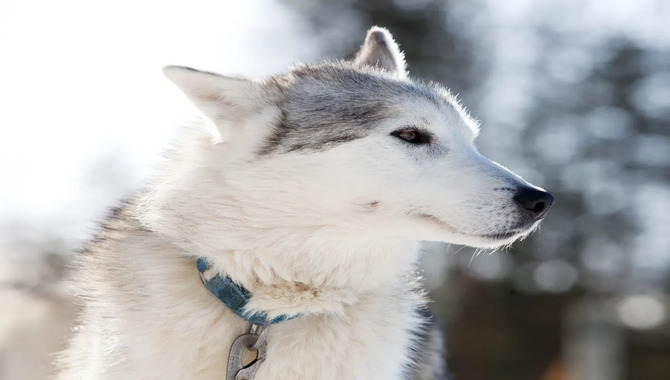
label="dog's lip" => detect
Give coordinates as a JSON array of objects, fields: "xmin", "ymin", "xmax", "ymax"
[
  {"xmin": 479, "ymin": 230, "xmax": 521, "ymax": 240},
  {"xmin": 415, "ymin": 212, "xmax": 526, "ymax": 242}
]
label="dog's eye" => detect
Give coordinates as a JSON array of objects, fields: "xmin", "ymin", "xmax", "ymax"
[{"xmin": 391, "ymin": 128, "xmax": 432, "ymax": 145}]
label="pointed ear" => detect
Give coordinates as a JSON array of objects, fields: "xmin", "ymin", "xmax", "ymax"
[
  {"xmin": 353, "ymin": 27, "xmax": 407, "ymax": 77},
  {"xmin": 163, "ymin": 66, "xmax": 280, "ymax": 139}
]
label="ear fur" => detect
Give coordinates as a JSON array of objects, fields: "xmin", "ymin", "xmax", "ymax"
[
  {"xmin": 163, "ymin": 66, "xmax": 280, "ymax": 140},
  {"xmin": 353, "ymin": 27, "xmax": 407, "ymax": 77}
]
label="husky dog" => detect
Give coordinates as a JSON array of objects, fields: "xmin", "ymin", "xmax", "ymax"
[{"xmin": 57, "ymin": 27, "xmax": 553, "ymax": 380}]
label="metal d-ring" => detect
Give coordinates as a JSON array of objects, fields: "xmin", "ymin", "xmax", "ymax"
[{"xmin": 250, "ymin": 319, "xmax": 271, "ymax": 351}]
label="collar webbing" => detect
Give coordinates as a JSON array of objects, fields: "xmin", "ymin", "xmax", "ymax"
[{"xmin": 196, "ymin": 258, "xmax": 295, "ymax": 325}]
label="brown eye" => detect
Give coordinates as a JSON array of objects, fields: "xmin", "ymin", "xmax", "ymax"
[{"xmin": 391, "ymin": 128, "xmax": 432, "ymax": 145}]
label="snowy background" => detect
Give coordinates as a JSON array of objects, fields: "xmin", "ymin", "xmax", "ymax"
[{"xmin": 1, "ymin": 1, "xmax": 669, "ymax": 379}]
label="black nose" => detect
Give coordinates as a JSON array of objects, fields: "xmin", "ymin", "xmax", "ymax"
[{"xmin": 513, "ymin": 187, "xmax": 555, "ymax": 220}]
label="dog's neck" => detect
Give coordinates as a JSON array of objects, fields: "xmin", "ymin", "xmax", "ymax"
[
  {"xmin": 200, "ymin": 234, "xmax": 421, "ymax": 319},
  {"xmin": 139, "ymin": 197, "xmax": 420, "ymax": 318}
]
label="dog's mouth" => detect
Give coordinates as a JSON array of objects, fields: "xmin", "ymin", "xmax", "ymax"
[
  {"xmin": 415, "ymin": 213, "xmax": 534, "ymax": 243},
  {"xmin": 475, "ymin": 220, "xmax": 542, "ymax": 243},
  {"xmin": 479, "ymin": 230, "xmax": 521, "ymax": 241}
]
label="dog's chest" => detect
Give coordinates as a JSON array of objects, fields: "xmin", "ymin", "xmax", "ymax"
[
  {"xmin": 253, "ymin": 306, "xmax": 419, "ymax": 380},
  {"xmin": 188, "ymin": 290, "xmax": 421, "ymax": 380},
  {"xmin": 126, "ymin": 302, "xmax": 419, "ymax": 380}
]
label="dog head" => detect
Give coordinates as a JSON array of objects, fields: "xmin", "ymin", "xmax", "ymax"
[{"xmin": 161, "ymin": 27, "xmax": 553, "ymax": 250}]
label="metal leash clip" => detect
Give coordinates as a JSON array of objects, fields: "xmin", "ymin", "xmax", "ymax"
[{"xmin": 226, "ymin": 320, "xmax": 270, "ymax": 380}]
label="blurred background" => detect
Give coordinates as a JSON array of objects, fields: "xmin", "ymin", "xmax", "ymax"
[{"xmin": 1, "ymin": 0, "xmax": 669, "ymax": 379}]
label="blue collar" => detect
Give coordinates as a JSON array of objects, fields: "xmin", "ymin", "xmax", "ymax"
[{"xmin": 196, "ymin": 258, "xmax": 296, "ymax": 325}]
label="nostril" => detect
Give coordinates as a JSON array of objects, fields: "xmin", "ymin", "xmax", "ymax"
[
  {"xmin": 513, "ymin": 187, "xmax": 555, "ymax": 220},
  {"xmin": 531, "ymin": 201, "xmax": 546, "ymax": 214}
]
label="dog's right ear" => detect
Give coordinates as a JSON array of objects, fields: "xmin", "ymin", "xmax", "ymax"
[
  {"xmin": 163, "ymin": 66, "xmax": 280, "ymax": 141},
  {"xmin": 354, "ymin": 27, "xmax": 407, "ymax": 78}
]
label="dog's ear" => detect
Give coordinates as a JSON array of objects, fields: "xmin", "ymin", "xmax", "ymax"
[
  {"xmin": 163, "ymin": 66, "xmax": 280, "ymax": 140},
  {"xmin": 353, "ymin": 27, "xmax": 407, "ymax": 77}
]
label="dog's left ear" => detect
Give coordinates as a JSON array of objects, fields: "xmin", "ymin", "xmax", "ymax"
[
  {"xmin": 353, "ymin": 27, "xmax": 407, "ymax": 77},
  {"xmin": 163, "ymin": 66, "xmax": 281, "ymax": 141}
]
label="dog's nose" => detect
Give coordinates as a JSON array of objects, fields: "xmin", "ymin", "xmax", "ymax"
[{"xmin": 513, "ymin": 187, "xmax": 555, "ymax": 220}]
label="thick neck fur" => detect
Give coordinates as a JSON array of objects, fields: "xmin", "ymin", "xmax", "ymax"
[{"xmin": 137, "ymin": 126, "xmax": 422, "ymax": 319}]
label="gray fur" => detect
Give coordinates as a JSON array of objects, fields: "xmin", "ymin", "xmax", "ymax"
[{"xmin": 259, "ymin": 63, "xmax": 453, "ymax": 155}]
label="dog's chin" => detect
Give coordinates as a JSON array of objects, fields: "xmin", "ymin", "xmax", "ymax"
[
  {"xmin": 463, "ymin": 229, "xmax": 529, "ymax": 249},
  {"xmin": 415, "ymin": 213, "xmax": 539, "ymax": 249}
]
